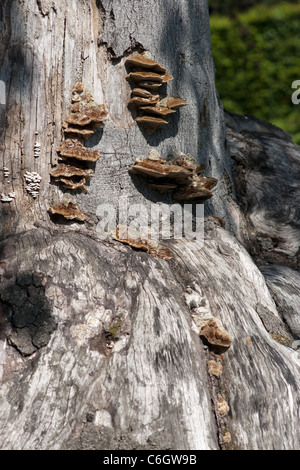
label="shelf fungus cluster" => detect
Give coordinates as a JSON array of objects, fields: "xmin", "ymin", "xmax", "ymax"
[
  {"xmin": 24, "ymin": 171, "xmax": 42, "ymax": 199},
  {"xmin": 49, "ymin": 83, "xmax": 108, "ymax": 222},
  {"xmin": 125, "ymin": 54, "xmax": 187, "ymax": 134},
  {"xmin": 129, "ymin": 150, "xmax": 217, "ymax": 203}
]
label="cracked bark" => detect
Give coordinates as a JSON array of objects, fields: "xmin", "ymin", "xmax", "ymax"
[{"xmin": 0, "ymin": 0, "xmax": 299, "ymax": 450}]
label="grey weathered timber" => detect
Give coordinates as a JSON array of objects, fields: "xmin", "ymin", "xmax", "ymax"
[{"xmin": 0, "ymin": 0, "xmax": 299, "ymax": 450}]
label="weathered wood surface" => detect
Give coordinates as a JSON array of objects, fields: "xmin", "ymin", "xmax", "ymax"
[{"xmin": 0, "ymin": 0, "xmax": 299, "ymax": 450}]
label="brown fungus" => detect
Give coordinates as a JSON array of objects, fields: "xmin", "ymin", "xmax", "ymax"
[
  {"xmin": 131, "ymin": 88, "xmax": 159, "ymax": 99},
  {"xmin": 199, "ymin": 318, "xmax": 232, "ymax": 354},
  {"xmin": 57, "ymin": 139, "xmax": 100, "ymax": 162},
  {"xmin": 128, "ymin": 96, "xmax": 160, "ymax": 108},
  {"xmin": 81, "ymin": 105, "xmax": 108, "ymax": 125},
  {"xmin": 136, "ymin": 116, "xmax": 168, "ymax": 134},
  {"xmin": 49, "ymin": 83, "xmax": 107, "ymax": 223},
  {"xmin": 112, "ymin": 225, "xmax": 173, "ymax": 261},
  {"xmin": 173, "ymin": 186, "xmax": 213, "ymax": 203},
  {"xmin": 129, "ymin": 153, "xmax": 217, "ymax": 204},
  {"xmin": 125, "ymin": 55, "xmax": 167, "ymax": 74},
  {"xmin": 48, "ymin": 202, "xmax": 86, "ymax": 222},
  {"xmin": 50, "ymin": 164, "xmax": 94, "ymax": 192},
  {"xmin": 148, "ymin": 183, "xmax": 177, "ymax": 194},
  {"xmin": 125, "ymin": 54, "xmax": 187, "ymax": 133},
  {"xmin": 63, "ymin": 126, "xmax": 95, "ymax": 139},
  {"xmin": 50, "ymin": 164, "xmax": 94, "ymax": 180},
  {"xmin": 56, "ymin": 177, "xmax": 88, "ymax": 192},
  {"xmin": 158, "ymin": 95, "xmax": 188, "ymax": 109},
  {"xmin": 129, "ymin": 157, "xmax": 193, "ymax": 184},
  {"xmin": 126, "ymin": 71, "xmax": 168, "ymax": 84},
  {"xmin": 72, "ymin": 82, "xmax": 84, "ymax": 94},
  {"xmin": 64, "ymin": 113, "xmax": 92, "ymax": 127},
  {"xmin": 137, "ymin": 81, "xmax": 163, "ymax": 91},
  {"xmin": 139, "ymin": 105, "xmax": 176, "ymax": 117}
]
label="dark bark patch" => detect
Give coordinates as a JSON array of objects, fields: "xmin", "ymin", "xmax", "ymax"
[{"xmin": 0, "ymin": 272, "xmax": 57, "ymax": 356}]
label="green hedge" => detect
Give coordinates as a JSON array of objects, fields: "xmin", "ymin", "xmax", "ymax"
[{"xmin": 210, "ymin": 3, "xmax": 300, "ymax": 144}]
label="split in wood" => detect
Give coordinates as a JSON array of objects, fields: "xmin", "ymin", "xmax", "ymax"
[
  {"xmin": 125, "ymin": 53, "xmax": 187, "ymax": 134},
  {"xmin": 129, "ymin": 151, "xmax": 217, "ymax": 203}
]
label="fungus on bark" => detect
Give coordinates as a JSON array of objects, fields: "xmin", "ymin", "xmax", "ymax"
[
  {"xmin": 125, "ymin": 53, "xmax": 187, "ymax": 134},
  {"xmin": 24, "ymin": 171, "xmax": 42, "ymax": 199},
  {"xmin": 57, "ymin": 139, "xmax": 100, "ymax": 163},
  {"xmin": 48, "ymin": 202, "xmax": 87, "ymax": 222},
  {"xmin": 63, "ymin": 127, "xmax": 95, "ymax": 139},
  {"xmin": 125, "ymin": 55, "xmax": 167, "ymax": 73},
  {"xmin": 158, "ymin": 95, "xmax": 188, "ymax": 110},
  {"xmin": 199, "ymin": 318, "xmax": 232, "ymax": 354},
  {"xmin": 128, "ymin": 96, "xmax": 160, "ymax": 108},
  {"xmin": 126, "ymin": 71, "xmax": 172, "ymax": 84},
  {"xmin": 49, "ymin": 83, "xmax": 107, "ymax": 219},
  {"xmin": 50, "ymin": 164, "xmax": 94, "ymax": 192},
  {"xmin": 112, "ymin": 225, "xmax": 173, "ymax": 261},
  {"xmin": 131, "ymin": 88, "xmax": 159, "ymax": 99},
  {"xmin": 50, "ymin": 164, "xmax": 94, "ymax": 180},
  {"xmin": 139, "ymin": 105, "xmax": 176, "ymax": 117},
  {"xmin": 136, "ymin": 116, "xmax": 168, "ymax": 134},
  {"xmin": 129, "ymin": 151, "xmax": 217, "ymax": 203}
]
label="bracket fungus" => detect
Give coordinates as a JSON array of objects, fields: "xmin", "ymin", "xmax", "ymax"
[
  {"xmin": 33, "ymin": 138, "xmax": 41, "ymax": 158},
  {"xmin": 112, "ymin": 225, "xmax": 173, "ymax": 261},
  {"xmin": 136, "ymin": 116, "xmax": 168, "ymax": 134},
  {"xmin": 62, "ymin": 83, "xmax": 108, "ymax": 139},
  {"xmin": 48, "ymin": 202, "xmax": 86, "ymax": 222},
  {"xmin": 50, "ymin": 164, "xmax": 94, "ymax": 193},
  {"xmin": 57, "ymin": 139, "xmax": 100, "ymax": 163},
  {"xmin": 128, "ymin": 95, "xmax": 160, "ymax": 108},
  {"xmin": 125, "ymin": 54, "xmax": 167, "ymax": 73},
  {"xmin": 49, "ymin": 83, "xmax": 107, "ymax": 221},
  {"xmin": 125, "ymin": 53, "xmax": 187, "ymax": 134},
  {"xmin": 129, "ymin": 151, "xmax": 217, "ymax": 203},
  {"xmin": 199, "ymin": 318, "xmax": 232, "ymax": 354},
  {"xmin": 1, "ymin": 192, "xmax": 15, "ymax": 203},
  {"xmin": 24, "ymin": 171, "xmax": 42, "ymax": 199}
]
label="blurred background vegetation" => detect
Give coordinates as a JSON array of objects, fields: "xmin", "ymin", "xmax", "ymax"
[{"xmin": 208, "ymin": 0, "xmax": 300, "ymax": 144}]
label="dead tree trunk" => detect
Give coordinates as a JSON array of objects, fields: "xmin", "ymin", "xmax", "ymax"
[{"xmin": 0, "ymin": 0, "xmax": 299, "ymax": 450}]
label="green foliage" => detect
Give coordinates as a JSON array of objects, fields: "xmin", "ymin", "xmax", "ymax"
[{"xmin": 210, "ymin": 2, "xmax": 300, "ymax": 144}]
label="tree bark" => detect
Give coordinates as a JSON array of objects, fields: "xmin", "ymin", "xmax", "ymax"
[{"xmin": 0, "ymin": 0, "xmax": 299, "ymax": 450}]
